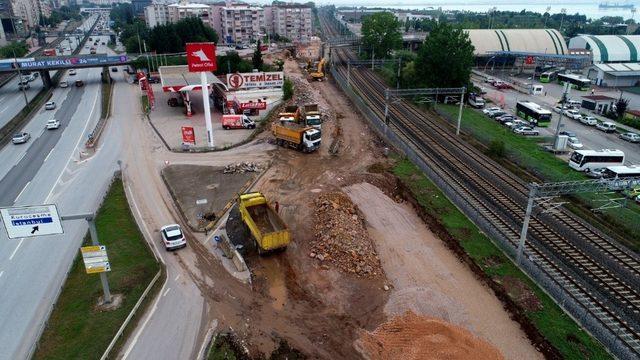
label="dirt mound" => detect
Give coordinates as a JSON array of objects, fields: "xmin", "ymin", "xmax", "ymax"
[
  {"xmin": 311, "ymin": 191, "xmax": 383, "ymax": 278},
  {"xmin": 356, "ymin": 311, "xmax": 504, "ymax": 360}
]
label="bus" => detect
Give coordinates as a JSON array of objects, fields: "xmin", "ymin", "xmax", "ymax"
[
  {"xmin": 557, "ymin": 73, "xmax": 592, "ymax": 91},
  {"xmin": 569, "ymin": 149, "xmax": 625, "ymax": 172},
  {"xmin": 602, "ymin": 165, "xmax": 640, "ymax": 179},
  {"xmin": 534, "ymin": 65, "xmax": 555, "ymax": 78},
  {"xmin": 516, "ymin": 101, "xmax": 552, "ymax": 127}
]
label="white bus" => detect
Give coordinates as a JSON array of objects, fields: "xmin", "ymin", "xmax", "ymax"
[
  {"xmin": 569, "ymin": 149, "xmax": 625, "ymax": 171},
  {"xmin": 602, "ymin": 165, "xmax": 640, "ymax": 179}
]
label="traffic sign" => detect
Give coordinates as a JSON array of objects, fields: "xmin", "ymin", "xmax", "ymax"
[
  {"xmin": 0, "ymin": 204, "xmax": 63, "ymax": 239},
  {"xmin": 80, "ymin": 245, "xmax": 111, "ymax": 274}
]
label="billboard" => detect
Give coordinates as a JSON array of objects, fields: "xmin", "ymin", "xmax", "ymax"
[
  {"xmin": 226, "ymin": 72, "xmax": 284, "ymax": 90},
  {"xmin": 181, "ymin": 126, "xmax": 196, "ymax": 144},
  {"xmin": 186, "ymin": 42, "xmax": 217, "ymax": 73},
  {"xmin": 17, "ymin": 55, "xmax": 128, "ymax": 70},
  {"xmin": 241, "ymin": 101, "xmax": 267, "ymax": 110}
]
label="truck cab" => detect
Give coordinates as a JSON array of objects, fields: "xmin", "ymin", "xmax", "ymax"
[
  {"xmin": 302, "ymin": 128, "xmax": 321, "ymax": 151},
  {"xmin": 303, "ymin": 104, "xmax": 322, "ymax": 130}
]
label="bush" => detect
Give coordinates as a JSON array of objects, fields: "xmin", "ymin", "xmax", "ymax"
[
  {"xmin": 283, "ymin": 78, "xmax": 294, "ymax": 100},
  {"xmin": 487, "ymin": 139, "xmax": 506, "ymax": 158}
]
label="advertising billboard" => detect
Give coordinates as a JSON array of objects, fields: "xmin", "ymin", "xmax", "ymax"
[
  {"xmin": 226, "ymin": 72, "xmax": 284, "ymax": 90},
  {"xmin": 186, "ymin": 42, "xmax": 217, "ymax": 73}
]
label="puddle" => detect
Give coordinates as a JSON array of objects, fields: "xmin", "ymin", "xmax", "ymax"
[{"xmin": 262, "ymin": 257, "xmax": 288, "ymax": 311}]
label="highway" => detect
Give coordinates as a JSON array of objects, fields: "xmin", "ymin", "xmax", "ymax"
[{"xmin": 0, "ymin": 27, "xmax": 121, "ymax": 359}]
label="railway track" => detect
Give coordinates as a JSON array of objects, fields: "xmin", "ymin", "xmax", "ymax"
[{"xmin": 319, "ymin": 12, "xmax": 640, "ymax": 357}]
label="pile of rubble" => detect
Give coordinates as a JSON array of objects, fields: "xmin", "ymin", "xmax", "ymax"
[
  {"xmin": 310, "ymin": 191, "xmax": 383, "ymax": 278},
  {"xmin": 223, "ymin": 162, "xmax": 263, "ymax": 174},
  {"xmin": 291, "ymin": 77, "xmax": 335, "ymax": 125}
]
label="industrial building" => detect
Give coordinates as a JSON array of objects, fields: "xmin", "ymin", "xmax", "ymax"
[
  {"xmin": 465, "ymin": 29, "xmax": 568, "ymax": 57},
  {"xmin": 569, "ymin": 35, "xmax": 640, "ymax": 87}
]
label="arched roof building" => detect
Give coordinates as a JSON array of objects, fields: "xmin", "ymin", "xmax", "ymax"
[
  {"xmin": 464, "ymin": 29, "xmax": 568, "ymax": 56},
  {"xmin": 568, "ymin": 35, "xmax": 640, "ymax": 63}
]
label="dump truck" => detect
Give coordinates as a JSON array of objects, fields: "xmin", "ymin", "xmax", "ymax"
[
  {"xmin": 238, "ymin": 192, "xmax": 290, "ymax": 254},
  {"xmin": 278, "ymin": 105, "xmax": 300, "ymax": 123},
  {"xmin": 272, "ymin": 122, "xmax": 321, "ymax": 152},
  {"xmin": 303, "ymin": 104, "xmax": 322, "ymax": 130}
]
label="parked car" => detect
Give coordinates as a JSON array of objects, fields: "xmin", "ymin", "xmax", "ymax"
[
  {"xmin": 68, "ymin": 69, "xmax": 76, "ymax": 75},
  {"xmin": 496, "ymin": 115, "xmax": 517, "ymax": 124},
  {"xmin": 46, "ymin": 119, "xmax": 60, "ymax": 130},
  {"xmin": 508, "ymin": 120, "xmax": 530, "ymax": 130},
  {"xmin": 619, "ymin": 132, "xmax": 640, "ymax": 143},
  {"xmin": 567, "ymin": 137, "xmax": 584, "ymax": 149},
  {"xmin": 563, "ymin": 109, "xmax": 582, "ymax": 120},
  {"xmin": 580, "ymin": 115, "xmax": 597, "ymax": 126},
  {"xmin": 596, "ymin": 121, "xmax": 617, "ymax": 133},
  {"xmin": 45, "ymin": 101, "xmax": 56, "ymax": 110},
  {"xmin": 488, "ymin": 110, "xmax": 507, "ymax": 118},
  {"xmin": 585, "ymin": 167, "xmax": 605, "ymax": 178},
  {"xmin": 160, "ymin": 224, "xmax": 187, "ymax": 250},
  {"xmin": 147, "ymin": 76, "xmax": 160, "ymax": 84},
  {"xmin": 567, "ymin": 99, "xmax": 582, "ymax": 108},
  {"xmin": 559, "ymin": 130, "xmax": 577, "ymax": 138},
  {"xmin": 513, "ymin": 127, "xmax": 539, "ymax": 136},
  {"xmin": 12, "ymin": 132, "xmax": 30, "ymax": 144},
  {"xmin": 553, "ymin": 104, "xmax": 570, "ymax": 113},
  {"xmin": 482, "ymin": 106, "xmax": 501, "ymax": 115},
  {"xmin": 59, "ymin": 81, "xmax": 68, "ymax": 88}
]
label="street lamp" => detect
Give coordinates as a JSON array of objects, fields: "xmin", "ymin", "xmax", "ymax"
[
  {"xmin": 488, "ymin": 7, "xmax": 498, "ymax": 29},
  {"xmin": 559, "ymin": 8, "xmax": 567, "ymax": 33},
  {"xmin": 544, "ymin": 6, "xmax": 551, "ymax": 27},
  {"xmin": 628, "ymin": 8, "xmax": 637, "ymax": 35}
]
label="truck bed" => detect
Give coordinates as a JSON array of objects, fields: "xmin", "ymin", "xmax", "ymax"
[{"xmin": 247, "ymin": 204, "xmax": 285, "ymax": 234}]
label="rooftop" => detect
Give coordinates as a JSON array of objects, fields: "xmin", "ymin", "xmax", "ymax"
[{"xmin": 581, "ymin": 95, "xmax": 617, "ymax": 101}]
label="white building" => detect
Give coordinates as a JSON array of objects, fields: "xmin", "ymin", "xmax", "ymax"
[
  {"xmin": 272, "ymin": 3, "xmax": 312, "ymax": 42},
  {"xmin": 145, "ymin": 1, "xmax": 211, "ymax": 28},
  {"xmin": 219, "ymin": 5, "xmax": 264, "ymax": 44},
  {"xmin": 144, "ymin": 3, "xmax": 170, "ymax": 27}
]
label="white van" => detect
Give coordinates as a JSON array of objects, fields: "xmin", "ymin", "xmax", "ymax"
[
  {"xmin": 596, "ymin": 121, "xmax": 617, "ymax": 133},
  {"xmin": 530, "ymin": 84, "xmax": 544, "ymax": 95}
]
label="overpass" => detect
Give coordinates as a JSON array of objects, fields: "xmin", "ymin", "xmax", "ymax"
[{"xmin": 0, "ymin": 54, "xmax": 133, "ymax": 88}]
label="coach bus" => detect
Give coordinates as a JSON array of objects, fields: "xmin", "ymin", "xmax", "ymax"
[
  {"xmin": 516, "ymin": 101, "xmax": 553, "ymax": 127},
  {"xmin": 557, "ymin": 73, "xmax": 592, "ymax": 91},
  {"xmin": 569, "ymin": 149, "xmax": 625, "ymax": 172},
  {"xmin": 602, "ymin": 165, "xmax": 640, "ymax": 179}
]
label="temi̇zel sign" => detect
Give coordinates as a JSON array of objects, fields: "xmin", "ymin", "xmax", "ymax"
[
  {"xmin": 186, "ymin": 42, "xmax": 217, "ymax": 73},
  {"xmin": 80, "ymin": 245, "xmax": 111, "ymax": 274},
  {"xmin": 0, "ymin": 204, "xmax": 63, "ymax": 239},
  {"xmin": 226, "ymin": 72, "xmax": 284, "ymax": 90}
]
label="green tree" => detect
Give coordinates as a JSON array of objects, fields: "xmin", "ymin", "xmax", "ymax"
[
  {"xmin": 615, "ymin": 98, "xmax": 630, "ymax": 120},
  {"xmin": 0, "ymin": 41, "xmax": 29, "ymax": 59},
  {"xmin": 361, "ymin": 12, "xmax": 402, "ymax": 59},
  {"xmin": 283, "ymin": 78, "xmax": 294, "ymax": 100},
  {"xmin": 416, "ymin": 23, "xmax": 475, "ymax": 88},
  {"xmin": 252, "ymin": 39, "xmax": 263, "ymax": 70}
]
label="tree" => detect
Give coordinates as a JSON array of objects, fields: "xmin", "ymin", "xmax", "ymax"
[
  {"xmin": 615, "ymin": 98, "xmax": 630, "ymax": 120},
  {"xmin": 252, "ymin": 39, "xmax": 263, "ymax": 70},
  {"xmin": 361, "ymin": 12, "xmax": 402, "ymax": 59},
  {"xmin": 416, "ymin": 23, "xmax": 475, "ymax": 88},
  {"xmin": 283, "ymin": 78, "xmax": 294, "ymax": 100}
]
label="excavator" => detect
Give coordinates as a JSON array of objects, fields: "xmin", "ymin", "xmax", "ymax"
[{"xmin": 309, "ymin": 58, "xmax": 326, "ymax": 81}]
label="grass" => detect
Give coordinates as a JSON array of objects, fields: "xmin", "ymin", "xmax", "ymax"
[
  {"xmin": 393, "ymin": 158, "xmax": 611, "ymax": 359},
  {"xmin": 439, "ymin": 104, "xmax": 640, "ymax": 251},
  {"xmin": 141, "ymin": 95, "xmax": 149, "ymax": 114},
  {"xmin": 101, "ymin": 80, "xmax": 113, "ymax": 119},
  {"xmin": 34, "ymin": 179, "xmax": 160, "ymax": 360}
]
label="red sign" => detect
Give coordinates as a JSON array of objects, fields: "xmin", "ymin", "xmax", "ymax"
[
  {"xmin": 241, "ymin": 101, "xmax": 267, "ymax": 110},
  {"xmin": 228, "ymin": 73, "xmax": 244, "ymax": 89},
  {"xmin": 181, "ymin": 126, "xmax": 196, "ymax": 144},
  {"xmin": 525, "ymin": 56, "xmax": 534, "ymax": 65},
  {"xmin": 186, "ymin": 42, "xmax": 217, "ymax": 73}
]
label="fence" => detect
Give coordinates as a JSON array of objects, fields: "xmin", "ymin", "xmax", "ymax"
[{"xmin": 330, "ymin": 66, "xmax": 638, "ymax": 359}]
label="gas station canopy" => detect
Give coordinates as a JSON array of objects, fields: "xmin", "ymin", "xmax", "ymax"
[{"xmin": 159, "ymin": 65, "xmax": 228, "ymax": 92}]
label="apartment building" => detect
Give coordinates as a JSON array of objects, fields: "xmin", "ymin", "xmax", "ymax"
[
  {"xmin": 272, "ymin": 3, "xmax": 312, "ymax": 42},
  {"xmin": 144, "ymin": 1, "xmax": 314, "ymax": 44}
]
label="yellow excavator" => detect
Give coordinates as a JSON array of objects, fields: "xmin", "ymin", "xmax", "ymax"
[{"xmin": 310, "ymin": 58, "xmax": 326, "ymax": 81}]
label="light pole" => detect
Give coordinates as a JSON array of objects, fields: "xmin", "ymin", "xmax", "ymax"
[
  {"xmin": 13, "ymin": 49, "xmax": 29, "ymax": 108},
  {"xmin": 544, "ymin": 6, "xmax": 551, "ymax": 27},
  {"xmin": 559, "ymin": 8, "xmax": 567, "ymax": 34},
  {"xmin": 628, "ymin": 8, "xmax": 637, "ymax": 35},
  {"xmin": 488, "ymin": 7, "xmax": 497, "ymax": 29}
]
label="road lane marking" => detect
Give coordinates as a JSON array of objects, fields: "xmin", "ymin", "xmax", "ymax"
[
  {"xmin": 0, "ymin": 271, "xmax": 4, "ymax": 279},
  {"xmin": 127, "ymin": 184, "xmax": 165, "ymax": 264},
  {"xmin": 0, "ymin": 105, "xmax": 9, "ymax": 113},
  {"xmin": 16, "ymin": 151, "xmax": 27, "ymax": 165},
  {"xmin": 44, "ymin": 148, "xmax": 54, "ymax": 162},
  {"xmin": 9, "ymin": 239, "xmax": 24, "ymax": 261},
  {"xmin": 174, "ymin": 274, "xmax": 180, "ymax": 281},
  {"xmin": 45, "ymin": 83, "xmax": 99, "ymax": 203},
  {"xmin": 15, "ymin": 181, "xmax": 30, "ymax": 202},
  {"xmin": 162, "ymin": 287, "xmax": 171, "ymax": 297}
]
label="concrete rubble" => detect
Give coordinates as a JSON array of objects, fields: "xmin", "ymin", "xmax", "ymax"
[
  {"xmin": 223, "ymin": 162, "xmax": 263, "ymax": 174},
  {"xmin": 311, "ymin": 191, "xmax": 383, "ymax": 278}
]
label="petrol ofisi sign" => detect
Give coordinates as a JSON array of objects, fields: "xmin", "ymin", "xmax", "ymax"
[{"xmin": 186, "ymin": 42, "xmax": 217, "ymax": 73}]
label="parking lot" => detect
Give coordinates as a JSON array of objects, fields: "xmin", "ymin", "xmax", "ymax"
[{"xmin": 472, "ymin": 73, "xmax": 640, "ymax": 165}]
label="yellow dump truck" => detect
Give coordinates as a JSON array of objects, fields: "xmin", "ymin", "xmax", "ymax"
[
  {"xmin": 238, "ymin": 192, "xmax": 290, "ymax": 254},
  {"xmin": 272, "ymin": 122, "xmax": 321, "ymax": 152}
]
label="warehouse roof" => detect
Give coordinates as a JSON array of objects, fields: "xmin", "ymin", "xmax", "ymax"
[
  {"xmin": 593, "ymin": 62, "xmax": 640, "ymax": 76},
  {"xmin": 464, "ymin": 29, "xmax": 568, "ymax": 56},
  {"xmin": 569, "ymin": 35, "xmax": 640, "ymax": 63}
]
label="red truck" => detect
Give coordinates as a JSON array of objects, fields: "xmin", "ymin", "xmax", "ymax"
[{"xmin": 222, "ymin": 114, "xmax": 256, "ymax": 129}]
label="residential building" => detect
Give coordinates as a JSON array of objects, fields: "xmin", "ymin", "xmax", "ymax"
[
  {"xmin": 219, "ymin": 5, "xmax": 264, "ymax": 44},
  {"xmin": 144, "ymin": 2, "xmax": 170, "ymax": 27},
  {"xmin": 39, "ymin": 0, "xmax": 51, "ymax": 18},
  {"xmin": 272, "ymin": 3, "xmax": 312, "ymax": 42},
  {"xmin": 167, "ymin": 2, "xmax": 211, "ymax": 24},
  {"xmin": 133, "ymin": 0, "xmax": 152, "ymax": 15}
]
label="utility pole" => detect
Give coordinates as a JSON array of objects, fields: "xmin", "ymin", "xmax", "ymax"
[
  {"xmin": 13, "ymin": 49, "xmax": 29, "ymax": 108},
  {"xmin": 517, "ymin": 186, "xmax": 536, "ymax": 264},
  {"xmin": 559, "ymin": 8, "xmax": 567, "ymax": 33},
  {"xmin": 456, "ymin": 87, "xmax": 465, "ymax": 135},
  {"xmin": 553, "ymin": 83, "xmax": 570, "ymax": 150},
  {"xmin": 396, "ymin": 56, "xmax": 402, "ymax": 89}
]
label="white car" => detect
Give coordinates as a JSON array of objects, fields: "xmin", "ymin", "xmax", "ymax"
[
  {"xmin": 160, "ymin": 224, "xmax": 187, "ymax": 250},
  {"xmin": 619, "ymin": 132, "xmax": 640, "ymax": 143},
  {"xmin": 59, "ymin": 81, "xmax": 68, "ymax": 88},
  {"xmin": 45, "ymin": 101, "xmax": 56, "ymax": 110},
  {"xmin": 567, "ymin": 137, "xmax": 584, "ymax": 149},
  {"xmin": 513, "ymin": 127, "xmax": 539, "ymax": 136},
  {"xmin": 46, "ymin": 119, "xmax": 60, "ymax": 130},
  {"xmin": 596, "ymin": 121, "xmax": 617, "ymax": 133},
  {"xmin": 482, "ymin": 106, "xmax": 501, "ymax": 115},
  {"xmin": 12, "ymin": 132, "xmax": 30, "ymax": 144},
  {"xmin": 68, "ymin": 69, "xmax": 76, "ymax": 75},
  {"xmin": 563, "ymin": 109, "xmax": 582, "ymax": 120},
  {"xmin": 580, "ymin": 116, "xmax": 597, "ymax": 126}
]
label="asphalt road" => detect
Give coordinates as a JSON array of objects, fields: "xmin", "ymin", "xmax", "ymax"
[
  {"xmin": 0, "ymin": 30, "xmax": 118, "ymax": 359},
  {"xmin": 474, "ymin": 75, "xmax": 640, "ymax": 165}
]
